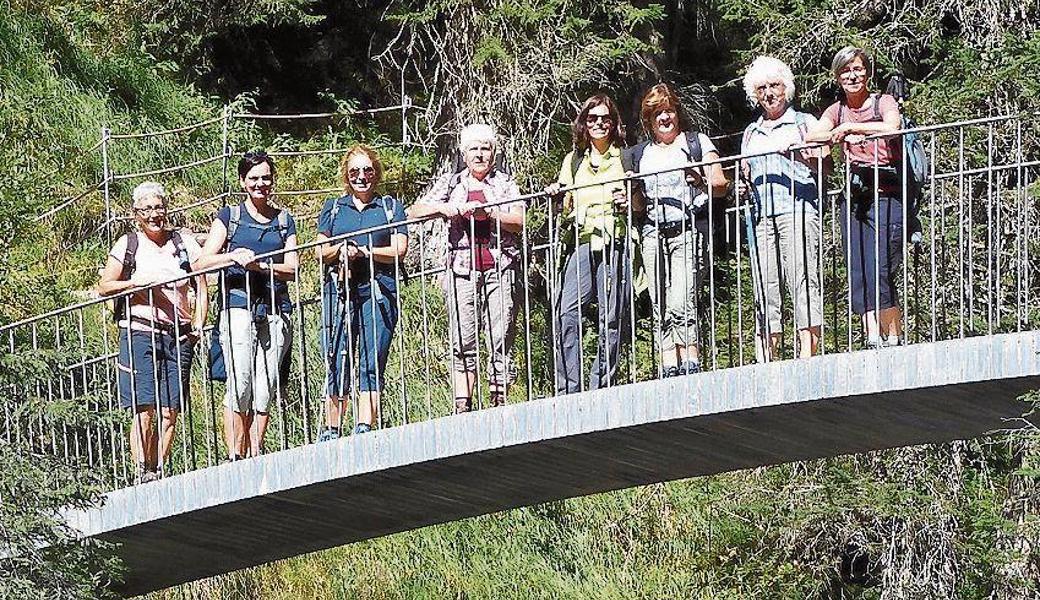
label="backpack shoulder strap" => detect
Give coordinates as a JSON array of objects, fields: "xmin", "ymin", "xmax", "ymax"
[
  {"xmin": 277, "ymin": 208, "xmax": 289, "ymax": 243},
  {"xmin": 569, "ymin": 148, "xmax": 584, "ymax": 180},
  {"xmin": 380, "ymin": 195, "xmax": 397, "ymax": 225},
  {"xmin": 686, "ymin": 132, "xmax": 702, "ymax": 163},
  {"xmin": 793, "ymin": 111, "xmax": 809, "ymax": 140},
  {"xmin": 872, "ymin": 93, "xmax": 882, "ymax": 122},
  {"xmin": 121, "ymin": 232, "xmax": 139, "ymax": 280},
  {"xmin": 227, "ymin": 204, "xmax": 241, "ymax": 246}
]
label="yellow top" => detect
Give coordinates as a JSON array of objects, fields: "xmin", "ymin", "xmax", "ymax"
[{"xmin": 558, "ymin": 144, "xmax": 629, "ymax": 251}]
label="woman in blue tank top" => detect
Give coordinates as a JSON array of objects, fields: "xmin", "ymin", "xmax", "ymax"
[{"xmin": 197, "ymin": 151, "xmax": 298, "ymax": 460}]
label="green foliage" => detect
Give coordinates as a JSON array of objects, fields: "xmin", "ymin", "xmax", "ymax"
[{"xmin": 0, "ymin": 348, "xmax": 121, "ymax": 599}]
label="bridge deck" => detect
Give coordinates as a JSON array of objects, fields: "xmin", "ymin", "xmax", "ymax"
[{"xmin": 66, "ymin": 332, "xmax": 1040, "ymax": 595}]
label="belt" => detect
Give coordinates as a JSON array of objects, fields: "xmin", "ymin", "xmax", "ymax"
[{"xmin": 129, "ymin": 316, "xmax": 192, "ymax": 335}]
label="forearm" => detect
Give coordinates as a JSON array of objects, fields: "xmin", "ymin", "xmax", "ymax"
[
  {"xmin": 97, "ymin": 278, "xmax": 138, "ymax": 297},
  {"xmin": 369, "ymin": 241, "xmax": 406, "ymax": 264},
  {"xmin": 408, "ymin": 203, "xmax": 449, "ymax": 220},
  {"xmin": 192, "ymin": 281, "xmax": 209, "ymax": 329},
  {"xmin": 491, "ymin": 206, "xmax": 524, "ymax": 233}
]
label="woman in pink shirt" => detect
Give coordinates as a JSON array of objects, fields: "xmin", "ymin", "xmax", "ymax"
[
  {"xmin": 808, "ymin": 47, "xmax": 906, "ymax": 348},
  {"xmin": 98, "ymin": 182, "xmax": 208, "ymax": 483}
]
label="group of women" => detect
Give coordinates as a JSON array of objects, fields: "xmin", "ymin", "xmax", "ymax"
[{"xmin": 99, "ymin": 46, "xmax": 911, "ymax": 482}]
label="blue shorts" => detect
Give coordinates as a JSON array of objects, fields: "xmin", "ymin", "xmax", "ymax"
[
  {"xmin": 117, "ymin": 329, "xmax": 196, "ymax": 411},
  {"xmin": 321, "ymin": 283, "xmax": 398, "ymax": 396}
]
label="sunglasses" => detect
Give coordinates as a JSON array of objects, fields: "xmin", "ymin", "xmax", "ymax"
[
  {"xmin": 585, "ymin": 114, "xmax": 613, "ymax": 125},
  {"xmin": 349, "ymin": 166, "xmax": 375, "ymax": 179}
]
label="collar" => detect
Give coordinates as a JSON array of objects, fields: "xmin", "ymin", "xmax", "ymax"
[
  {"xmin": 338, "ymin": 194, "xmax": 382, "ymax": 212},
  {"xmin": 753, "ymin": 106, "xmax": 798, "ymax": 132},
  {"xmin": 587, "ymin": 143, "xmax": 621, "ymax": 161}
]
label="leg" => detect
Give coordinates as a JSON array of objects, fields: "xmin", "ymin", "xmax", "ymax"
[
  {"xmin": 250, "ymin": 314, "xmax": 292, "ymax": 456},
  {"xmin": 445, "ymin": 271, "xmax": 478, "ymax": 411},
  {"xmin": 554, "ymin": 244, "xmax": 595, "ymax": 394},
  {"xmin": 484, "ymin": 266, "xmax": 518, "ymax": 405},
  {"xmin": 751, "ymin": 218, "xmax": 784, "ymax": 362},
  {"xmin": 590, "ymin": 242, "xmax": 631, "ymax": 390},
  {"xmin": 783, "ymin": 211, "xmax": 824, "ymax": 358},
  {"xmin": 220, "ymin": 308, "xmax": 255, "ymax": 458},
  {"xmin": 128, "ymin": 406, "xmax": 156, "ymax": 472},
  {"xmin": 878, "ymin": 196, "xmax": 906, "ymax": 340},
  {"xmin": 157, "ymin": 407, "xmax": 178, "ymax": 468},
  {"xmin": 640, "ymin": 227, "xmax": 675, "ymax": 372},
  {"xmin": 670, "ymin": 229, "xmax": 702, "ymax": 368},
  {"xmin": 356, "ymin": 292, "xmax": 397, "ymax": 428}
]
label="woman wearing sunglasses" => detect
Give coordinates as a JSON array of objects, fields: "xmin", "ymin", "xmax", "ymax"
[
  {"xmin": 546, "ymin": 93, "xmax": 642, "ymax": 394},
  {"xmin": 316, "ymin": 144, "xmax": 408, "ymax": 439}
]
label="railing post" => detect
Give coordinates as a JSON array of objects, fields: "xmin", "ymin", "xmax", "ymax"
[
  {"xmin": 101, "ymin": 126, "xmax": 112, "ymax": 247},
  {"xmin": 220, "ymin": 105, "xmax": 232, "ymax": 206}
]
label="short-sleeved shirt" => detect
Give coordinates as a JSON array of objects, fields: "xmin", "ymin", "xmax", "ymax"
[
  {"xmin": 418, "ymin": 169, "xmax": 523, "ymax": 273},
  {"xmin": 317, "ymin": 194, "xmax": 407, "ymax": 295},
  {"xmin": 741, "ymin": 108, "xmax": 821, "ymax": 218},
  {"xmin": 823, "ymin": 94, "xmax": 902, "ymax": 167},
  {"xmin": 638, "ymin": 131, "xmax": 718, "ymax": 226},
  {"xmin": 109, "ymin": 230, "xmax": 202, "ymax": 332},
  {"xmin": 216, "ymin": 204, "xmax": 297, "ymax": 313},
  {"xmin": 558, "ymin": 144, "xmax": 628, "ymax": 251}
]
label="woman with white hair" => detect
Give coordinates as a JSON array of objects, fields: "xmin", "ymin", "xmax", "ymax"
[
  {"xmin": 806, "ymin": 46, "xmax": 905, "ymax": 348},
  {"xmin": 97, "ymin": 181, "xmax": 208, "ymax": 483},
  {"xmin": 739, "ymin": 56, "xmax": 825, "ymax": 360},
  {"xmin": 408, "ymin": 124, "xmax": 525, "ymax": 413}
]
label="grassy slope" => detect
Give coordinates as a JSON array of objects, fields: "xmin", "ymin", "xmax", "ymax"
[{"xmin": 2, "ymin": 5, "xmax": 1039, "ymax": 600}]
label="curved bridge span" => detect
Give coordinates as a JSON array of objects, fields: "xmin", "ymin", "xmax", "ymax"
[{"xmin": 66, "ymin": 332, "xmax": 1040, "ymax": 595}]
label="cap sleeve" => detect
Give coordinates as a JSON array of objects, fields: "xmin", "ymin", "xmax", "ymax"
[
  {"xmin": 109, "ymin": 234, "xmax": 129, "ymax": 262},
  {"xmin": 822, "ymin": 101, "xmax": 841, "ymax": 125}
]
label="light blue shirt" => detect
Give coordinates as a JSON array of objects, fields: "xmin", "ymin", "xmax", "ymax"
[{"xmin": 741, "ymin": 108, "xmax": 821, "ymax": 220}]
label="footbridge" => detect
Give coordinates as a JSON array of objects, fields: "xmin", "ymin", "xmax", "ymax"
[
  {"xmin": 3, "ymin": 110, "xmax": 1039, "ymax": 595},
  {"xmin": 66, "ymin": 332, "xmax": 1038, "ymax": 595}
]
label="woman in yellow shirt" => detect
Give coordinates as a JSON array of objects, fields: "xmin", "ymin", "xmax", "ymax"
[{"xmin": 547, "ymin": 94, "xmax": 640, "ymax": 394}]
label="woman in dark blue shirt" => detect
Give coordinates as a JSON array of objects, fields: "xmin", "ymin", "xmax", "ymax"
[
  {"xmin": 197, "ymin": 151, "xmax": 298, "ymax": 459},
  {"xmin": 315, "ymin": 144, "xmax": 408, "ymax": 439}
]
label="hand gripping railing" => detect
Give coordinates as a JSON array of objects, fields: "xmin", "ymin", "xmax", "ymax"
[{"xmin": 2, "ymin": 112, "xmax": 1038, "ymax": 491}]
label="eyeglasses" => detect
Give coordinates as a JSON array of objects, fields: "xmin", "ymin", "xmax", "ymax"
[
  {"xmin": 133, "ymin": 205, "xmax": 167, "ymax": 216},
  {"xmin": 585, "ymin": 113, "xmax": 613, "ymax": 125},
  {"xmin": 839, "ymin": 66, "xmax": 868, "ymax": 80},
  {"xmin": 349, "ymin": 166, "xmax": 375, "ymax": 179},
  {"xmin": 754, "ymin": 81, "xmax": 785, "ymax": 96}
]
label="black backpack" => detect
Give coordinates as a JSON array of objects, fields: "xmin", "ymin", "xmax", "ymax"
[{"xmin": 113, "ymin": 230, "xmax": 193, "ymax": 323}]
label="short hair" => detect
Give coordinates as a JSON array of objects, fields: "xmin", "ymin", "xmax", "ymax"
[
  {"xmin": 458, "ymin": 124, "xmax": 497, "ymax": 153},
  {"xmin": 572, "ymin": 93, "xmax": 624, "ymax": 151},
  {"xmin": 132, "ymin": 181, "xmax": 167, "ymax": 206},
  {"xmin": 742, "ymin": 56, "xmax": 796, "ymax": 106},
  {"xmin": 339, "ymin": 144, "xmax": 384, "ymax": 194},
  {"xmin": 639, "ymin": 83, "xmax": 693, "ymax": 137},
  {"xmin": 831, "ymin": 46, "xmax": 872, "ymax": 80},
  {"xmin": 237, "ymin": 150, "xmax": 276, "ymax": 180}
]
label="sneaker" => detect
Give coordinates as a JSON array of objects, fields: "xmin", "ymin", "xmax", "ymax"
[
  {"xmin": 489, "ymin": 393, "xmax": 506, "ymax": 408},
  {"xmin": 884, "ymin": 336, "xmax": 904, "ymax": 347},
  {"xmin": 681, "ymin": 360, "xmax": 701, "ymax": 375},
  {"xmin": 317, "ymin": 427, "xmax": 340, "ymax": 442},
  {"xmin": 353, "ymin": 423, "xmax": 372, "ymax": 435},
  {"xmin": 865, "ymin": 336, "xmax": 881, "ymax": 350},
  {"xmin": 662, "ymin": 365, "xmax": 680, "ymax": 378},
  {"xmin": 140, "ymin": 469, "xmax": 159, "ymax": 484}
]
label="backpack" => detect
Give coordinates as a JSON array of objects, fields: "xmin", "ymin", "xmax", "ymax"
[
  {"xmin": 113, "ymin": 230, "xmax": 193, "ymax": 324},
  {"xmin": 885, "ymin": 73, "xmax": 930, "ymax": 191},
  {"xmin": 324, "ymin": 194, "xmax": 407, "ymax": 294},
  {"xmin": 208, "ymin": 204, "xmax": 291, "ymax": 382}
]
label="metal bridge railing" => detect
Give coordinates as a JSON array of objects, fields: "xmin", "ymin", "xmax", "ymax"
[{"xmin": 2, "ymin": 113, "xmax": 1038, "ymax": 490}]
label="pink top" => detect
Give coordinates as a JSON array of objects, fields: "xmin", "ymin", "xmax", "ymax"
[
  {"xmin": 822, "ymin": 94, "xmax": 902, "ymax": 167},
  {"xmin": 109, "ymin": 231, "xmax": 202, "ymax": 332}
]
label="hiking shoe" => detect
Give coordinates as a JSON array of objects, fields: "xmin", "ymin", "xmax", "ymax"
[
  {"xmin": 353, "ymin": 423, "xmax": 372, "ymax": 435},
  {"xmin": 490, "ymin": 393, "xmax": 506, "ymax": 408},
  {"xmin": 681, "ymin": 360, "xmax": 701, "ymax": 375},
  {"xmin": 884, "ymin": 336, "xmax": 904, "ymax": 347},
  {"xmin": 317, "ymin": 427, "xmax": 340, "ymax": 442},
  {"xmin": 662, "ymin": 365, "xmax": 681, "ymax": 378},
  {"xmin": 454, "ymin": 398, "xmax": 472, "ymax": 414},
  {"xmin": 140, "ymin": 469, "xmax": 159, "ymax": 484}
]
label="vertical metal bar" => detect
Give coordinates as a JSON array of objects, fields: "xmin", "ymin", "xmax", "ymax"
[
  {"xmin": 417, "ymin": 226, "xmax": 432, "ymax": 418},
  {"xmin": 1017, "ymin": 118, "xmax": 1025, "ymax": 332},
  {"xmin": 521, "ymin": 198, "xmax": 534, "ymax": 402},
  {"xmin": 101, "ymin": 127, "xmax": 113, "ymax": 248},
  {"xmin": 930, "ymin": 133, "xmax": 938, "ymax": 342},
  {"xmin": 958, "ymin": 126, "xmax": 966, "ymax": 338},
  {"xmin": 986, "ymin": 122, "xmax": 994, "ymax": 335},
  {"xmin": 293, "ymin": 256, "xmax": 311, "ymax": 444}
]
